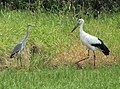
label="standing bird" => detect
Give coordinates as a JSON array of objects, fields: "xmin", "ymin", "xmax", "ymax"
[
  {"xmin": 71, "ymin": 19, "xmax": 110, "ymax": 68},
  {"xmin": 10, "ymin": 25, "xmax": 34, "ymax": 66}
]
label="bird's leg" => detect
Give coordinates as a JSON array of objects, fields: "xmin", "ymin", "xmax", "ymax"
[
  {"xmin": 17, "ymin": 57, "xmax": 19, "ymax": 66},
  {"xmin": 19, "ymin": 54, "xmax": 22, "ymax": 67},
  {"xmin": 75, "ymin": 57, "xmax": 89, "ymax": 64},
  {"xmin": 93, "ymin": 51, "xmax": 96, "ymax": 68},
  {"xmin": 88, "ymin": 49, "xmax": 90, "ymax": 57},
  {"xmin": 75, "ymin": 49, "xmax": 90, "ymax": 64}
]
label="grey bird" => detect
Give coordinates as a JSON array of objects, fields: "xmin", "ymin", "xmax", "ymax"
[{"xmin": 10, "ymin": 25, "xmax": 34, "ymax": 66}]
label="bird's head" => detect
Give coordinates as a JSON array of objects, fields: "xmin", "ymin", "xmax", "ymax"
[
  {"xmin": 78, "ymin": 19, "xmax": 84, "ymax": 25},
  {"xmin": 27, "ymin": 24, "xmax": 35, "ymax": 28},
  {"xmin": 71, "ymin": 19, "xmax": 84, "ymax": 32}
]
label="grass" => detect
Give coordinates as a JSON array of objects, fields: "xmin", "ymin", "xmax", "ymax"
[
  {"xmin": 0, "ymin": 66, "xmax": 120, "ymax": 89},
  {"xmin": 0, "ymin": 9, "xmax": 120, "ymax": 88}
]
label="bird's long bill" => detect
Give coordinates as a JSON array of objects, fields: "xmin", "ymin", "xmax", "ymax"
[
  {"xmin": 32, "ymin": 26, "xmax": 36, "ymax": 28},
  {"xmin": 30, "ymin": 25, "xmax": 36, "ymax": 28},
  {"xmin": 71, "ymin": 23, "xmax": 79, "ymax": 33}
]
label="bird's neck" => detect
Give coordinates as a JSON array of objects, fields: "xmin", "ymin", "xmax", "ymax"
[
  {"xmin": 22, "ymin": 27, "xmax": 29, "ymax": 42},
  {"xmin": 79, "ymin": 22, "xmax": 87, "ymax": 39},
  {"xmin": 79, "ymin": 23, "xmax": 84, "ymax": 33},
  {"xmin": 24, "ymin": 28, "xmax": 28, "ymax": 39}
]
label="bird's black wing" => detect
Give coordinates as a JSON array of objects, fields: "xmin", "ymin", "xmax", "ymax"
[
  {"xmin": 91, "ymin": 38, "xmax": 110, "ymax": 55},
  {"xmin": 10, "ymin": 42, "xmax": 22, "ymax": 58}
]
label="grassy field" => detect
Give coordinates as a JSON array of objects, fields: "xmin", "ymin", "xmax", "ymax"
[
  {"xmin": 0, "ymin": 9, "xmax": 120, "ymax": 88},
  {"xmin": 0, "ymin": 66, "xmax": 120, "ymax": 89}
]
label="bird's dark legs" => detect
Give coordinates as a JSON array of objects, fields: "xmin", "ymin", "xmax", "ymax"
[
  {"xmin": 93, "ymin": 51, "xmax": 96, "ymax": 68},
  {"xmin": 19, "ymin": 54, "xmax": 22, "ymax": 67},
  {"xmin": 88, "ymin": 49, "xmax": 90, "ymax": 56},
  {"xmin": 17, "ymin": 57, "xmax": 19, "ymax": 66},
  {"xmin": 75, "ymin": 49, "xmax": 90, "ymax": 64},
  {"xmin": 17, "ymin": 54, "xmax": 22, "ymax": 67},
  {"xmin": 75, "ymin": 50, "xmax": 97, "ymax": 68}
]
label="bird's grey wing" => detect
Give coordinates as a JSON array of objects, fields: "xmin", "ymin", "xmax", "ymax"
[{"xmin": 10, "ymin": 42, "xmax": 22, "ymax": 58}]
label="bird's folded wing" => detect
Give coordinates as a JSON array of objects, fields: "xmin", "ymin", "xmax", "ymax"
[
  {"xmin": 11, "ymin": 42, "xmax": 23, "ymax": 54},
  {"xmin": 85, "ymin": 35, "xmax": 101, "ymax": 45}
]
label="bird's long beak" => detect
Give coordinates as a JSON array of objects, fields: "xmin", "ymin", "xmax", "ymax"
[
  {"xmin": 32, "ymin": 26, "xmax": 36, "ymax": 28},
  {"xmin": 71, "ymin": 23, "xmax": 79, "ymax": 33},
  {"xmin": 31, "ymin": 25, "xmax": 36, "ymax": 27}
]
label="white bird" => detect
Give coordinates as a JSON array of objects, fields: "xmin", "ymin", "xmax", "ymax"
[{"xmin": 71, "ymin": 19, "xmax": 110, "ymax": 68}]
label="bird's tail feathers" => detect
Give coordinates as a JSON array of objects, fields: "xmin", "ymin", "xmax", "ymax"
[
  {"xmin": 96, "ymin": 43, "xmax": 110, "ymax": 55},
  {"xmin": 10, "ymin": 53, "xmax": 15, "ymax": 58},
  {"xmin": 91, "ymin": 40, "xmax": 110, "ymax": 55},
  {"xmin": 98, "ymin": 39, "xmax": 110, "ymax": 55},
  {"xmin": 102, "ymin": 49, "xmax": 110, "ymax": 55}
]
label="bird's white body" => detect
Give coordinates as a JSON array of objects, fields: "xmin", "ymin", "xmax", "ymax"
[
  {"xmin": 80, "ymin": 28, "xmax": 101, "ymax": 51},
  {"xmin": 78, "ymin": 19, "xmax": 101, "ymax": 51}
]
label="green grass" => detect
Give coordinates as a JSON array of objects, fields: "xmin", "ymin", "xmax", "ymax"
[
  {"xmin": 0, "ymin": 66, "xmax": 120, "ymax": 89},
  {"xmin": 0, "ymin": 9, "xmax": 120, "ymax": 88}
]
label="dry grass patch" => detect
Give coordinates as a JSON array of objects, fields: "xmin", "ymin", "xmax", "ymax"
[
  {"xmin": 0, "ymin": 40, "xmax": 43, "ymax": 69},
  {"xmin": 50, "ymin": 44, "xmax": 116, "ymax": 68}
]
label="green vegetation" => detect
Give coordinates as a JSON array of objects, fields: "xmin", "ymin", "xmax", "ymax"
[
  {"xmin": 1, "ymin": 0, "xmax": 119, "ymax": 13},
  {"xmin": 0, "ymin": 10, "xmax": 119, "ymax": 67},
  {"xmin": 0, "ymin": 66, "xmax": 120, "ymax": 89},
  {"xmin": 0, "ymin": 8, "xmax": 120, "ymax": 88}
]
